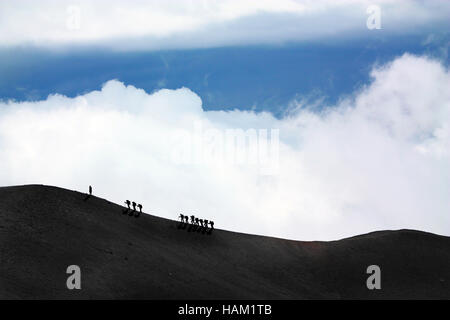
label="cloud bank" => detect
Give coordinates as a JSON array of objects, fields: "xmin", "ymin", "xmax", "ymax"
[
  {"xmin": 1, "ymin": 0, "xmax": 449, "ymax": 50},
  {"xmin": 1, "ymin": 54, "xmax": 449, "ymax": 240}
]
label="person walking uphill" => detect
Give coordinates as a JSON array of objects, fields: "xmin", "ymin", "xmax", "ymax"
[
  {"xmin": 135, "ymin": 204, "xmax": 143, "ymax": 218},
  {"xmin": 84, "ymin": 185, "xmax": 93, "ymax": 201}
]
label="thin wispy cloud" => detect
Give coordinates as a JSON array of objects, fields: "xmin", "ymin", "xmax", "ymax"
[{"xmin": 0, "ymin": 0, "xmax": 449, "ymax": 50}]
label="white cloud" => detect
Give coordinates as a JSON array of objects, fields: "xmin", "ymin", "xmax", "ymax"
[
  {"xmin": 0, "ymin": 54, "xmax": 449, "ymax": 240},
  {"xmin": 0, "ymin": 0, "xmax": 449, "ymax": 50}
]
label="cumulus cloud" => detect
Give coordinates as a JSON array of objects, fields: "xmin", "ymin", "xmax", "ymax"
[
  {"xmin": 0, "ymin": 54, "xmax": 449, "ymax": 240},
  {"xmin": 0, "ymin": 0, "xmax": 449, "ymax": 50}
]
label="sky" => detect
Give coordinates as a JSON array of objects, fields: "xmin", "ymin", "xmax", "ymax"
[{"xmin": 0, "ymin": 0, "xmax": 449, "ymax": 240}]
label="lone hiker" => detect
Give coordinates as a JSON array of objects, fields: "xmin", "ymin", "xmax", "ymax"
[
  {"xmin": 89, "ymin": 185, "xmax": 92, "ymax": 196},
  {"xmin": 137, "ymin": 204, "xmax": 142, "ymax": 213}
]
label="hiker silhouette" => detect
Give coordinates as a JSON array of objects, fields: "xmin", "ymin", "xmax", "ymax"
[
  {"xmin": 134, "ymin": 204, "xmax": 142, "ymax": 218},
  {"xmin": 206, "ymin": 221, "xmax": 214, "ymax": 234},
  {"xmin": 177, "ymin": 214, "xmax": 187, "ymax": 229},
  {"xmin": 126, "ymin": 201, "xmax": 134, "ymax": 216},
  {"xmin": 84, "ymin": 185, "xmax": 93, "ymax": 201},
  {"xmin": 190, "ymin": 215, "xmax": 195, "ymax": 225},
  {"xmin": 123, "ymin": 200, "xmax": 130, "ymax": 214},
  {"xmin": 195, "ymin": 217, "xmax": 199, "ymax": 225},
  {"xmin": 204, "ymin": 219, "xmax": 209, "ymax": 227},
  {"xmin": 184, "ymin": 216, "xmax": 189, "ymax": 223}
]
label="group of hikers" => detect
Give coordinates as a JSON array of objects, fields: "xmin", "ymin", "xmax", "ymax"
[
  {"xmin": 178, "ymin": 214, "xmax": 214, "ymax": 231},
  {"xmin": 124, "ymin": 200, "xmax": 143, "ymax": 217},
  {"xmin": 86, "ymin": 186, "xmax": 214, "ymax": 231}
]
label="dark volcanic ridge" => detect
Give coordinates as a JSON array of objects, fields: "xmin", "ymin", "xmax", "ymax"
[{"xmin": 1, "ymin": 184, "xmax": 449, "ymax": 299}]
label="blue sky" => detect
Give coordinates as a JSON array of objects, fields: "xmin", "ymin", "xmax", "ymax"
[
  {"xmin": 0, "ymin": 0, "xmax": 449, "ymax": 115},
  {"xmin": 0, "ymin": 34, "xmax": 448, "ymax": 117}
]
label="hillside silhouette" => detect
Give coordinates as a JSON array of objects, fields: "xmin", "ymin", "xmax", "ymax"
[{"xmin": 1, "ymin": 185, "xmax": 449, "ymax": 299}]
